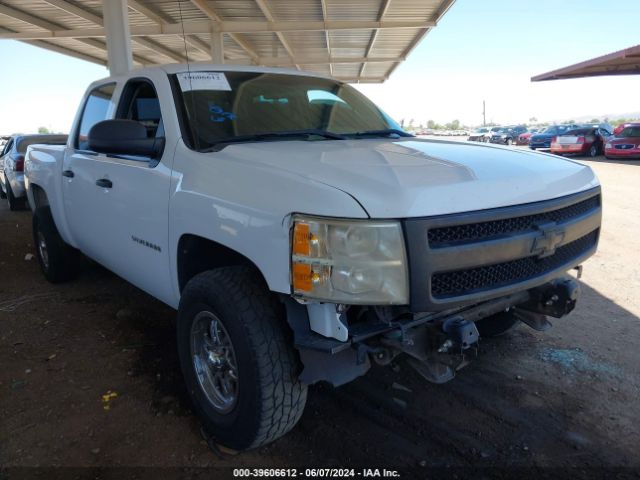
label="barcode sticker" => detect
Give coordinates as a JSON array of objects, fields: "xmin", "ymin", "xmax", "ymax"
[{"xmin": 177, "ymin": 72, "xmax": 231, "ymax": 91}]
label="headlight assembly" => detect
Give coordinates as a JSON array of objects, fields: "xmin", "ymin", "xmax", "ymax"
[{"xmin": 291, "ymin": 215, "xmax": 409, "ymax": 304}]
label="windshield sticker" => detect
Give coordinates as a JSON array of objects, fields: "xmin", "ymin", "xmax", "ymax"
[
  {"xmin": 177, "ymin": 72, "xmax": 231, "ymax": 92},
  {"xmin": 208, "ymin": 103, "xmax": 236, "ymax": 122}
]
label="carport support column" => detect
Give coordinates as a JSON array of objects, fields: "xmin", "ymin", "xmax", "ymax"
[
  {"xmin": 210, "ymin": 28, "xmax": 224, "ymax": 64},
  {"xmin": 103, "ymin": 0, "xmax": 133, "ymax": 75}
]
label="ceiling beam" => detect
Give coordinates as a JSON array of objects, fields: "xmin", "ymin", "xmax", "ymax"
[
  {"xmin": 189, "ymin": 0, "xmax": 259, "ymax": 62},
  {"xmin": 42, "ymin": 0, "xmax": 185, "ymax": 63},
  {"xmin": 0, "ymin": 20, "xmax": 434, "ymax": 40},
  {"xmin": 133, "ymin": 36, "xmax": 185, "ymax": 63},
  {"xmin": 41, "ymin": 0, "xmax": 103, "ymax": 25},
  {"xmin": 360, "ymin": 0, "xmax": 392, "ymax": 78},
  {"xmin": 0, "ymin": 2, "xmax": 152, "ymax": 65},
  {"xmin": 253, "ymin": 0, "xmax": 299, "ymax": 69},
  {"xmin": 128, "ymin": 0, "xmax": 210, "ymax": 57},
  {"xmin": 334, "ymin": 77, "xmax": 385, "ymax": 83},
  {"xmin": 224, "ymin": 55, "xmax": 399, "ymax": 67},
  {"xmin": 0, "ymin": 25, "xmax": 106, "ymax": 66},
  {"xmin": 320, "ymin": 0, "xmax": 332, "ymax": 75},
  {"xmin": 384, "ymin": 0, "xmax": 454, "ymax": 80}
]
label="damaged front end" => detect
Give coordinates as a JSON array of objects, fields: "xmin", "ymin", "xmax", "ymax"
[{"xmin": 285, "ymin": 275, "xmax": 581, "ymax": 386}]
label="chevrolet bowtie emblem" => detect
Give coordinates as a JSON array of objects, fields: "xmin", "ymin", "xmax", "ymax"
[{"xmin": 531, "ymin": 222, "xmax": 565, "ymax": 259}]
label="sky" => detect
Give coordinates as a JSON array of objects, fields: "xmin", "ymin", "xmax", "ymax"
[{"xmin": 0, "ymin": 0, "xmax": 639, "ymax": 134}]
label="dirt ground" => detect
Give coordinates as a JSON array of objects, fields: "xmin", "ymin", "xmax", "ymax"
[{"xmin": 1, "ymin": 151, "xmax": 639, "ymax": 478}]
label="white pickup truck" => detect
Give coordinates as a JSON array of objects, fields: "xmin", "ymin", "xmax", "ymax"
[{"xmin": 25, "ymin": 64, "xmax": 602, "ymax": 451}]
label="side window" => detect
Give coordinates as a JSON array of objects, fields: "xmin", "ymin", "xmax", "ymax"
[
  {"xmin": 76, "ymin": 83, "xmax": 116, "ymax": 150},
  {"xmin": 116, "ymin": 79, "xmax": 163, "ymax": 140}
]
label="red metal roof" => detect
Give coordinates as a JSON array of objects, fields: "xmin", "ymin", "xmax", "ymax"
[{"xmin": 532, "ymin": 44, "xmax": 640, "ymax": 82}]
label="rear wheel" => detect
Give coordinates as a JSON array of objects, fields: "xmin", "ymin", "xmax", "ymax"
[
  {"xmin": 587, "ymin": 144, "xmax": 598, "ymax": 158},
  {"xmin": 0, "ymin": 179, "xmax": 6, "ymax": 199},
  {"xmin": 6, "ymin": 179, "xmax": 25, "ymax": 211},
  {"xmin": 475, "ymin": 311, "xmax": 519, "ymax": 337},
  {"xmin": 177, "ymin": 267, "xmax": 307, "ymax": 451},
  {"xmin": 506, "ymin": 138, "xmax": 513, "ymax": 146},
  {"xmin": 32, "ymin": 206, "xmax": 80, "ymax": 283}
]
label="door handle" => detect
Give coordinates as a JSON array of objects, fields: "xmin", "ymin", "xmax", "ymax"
[
  {"xmin": 95, "ymin": 178, "xmax": 112, "ymax": 188},
  {"xmin": 62, "ymin": 170, "xmax": 74, "ymax": 178}
]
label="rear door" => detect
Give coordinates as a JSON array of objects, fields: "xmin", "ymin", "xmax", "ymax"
[{"xmin": 63, "ymin": 83, "xmax": 117, "ymax": 257}]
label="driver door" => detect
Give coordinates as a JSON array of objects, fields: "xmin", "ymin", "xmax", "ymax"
[{"xmin": 64, "ymin": 77, "xmax": 175, "ymax": 304}]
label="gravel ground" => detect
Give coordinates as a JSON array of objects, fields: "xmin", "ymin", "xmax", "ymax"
[{"xmin": 1, "ymin": 149, "xmax": 639, "ymax": 478}]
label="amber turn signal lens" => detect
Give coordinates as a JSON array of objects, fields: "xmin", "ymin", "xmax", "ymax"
[
  {"xmin": 292, "ymin": 263, "xmax": 313, "ymax": 292},
  {"xmin": 293, "ymin": 223, "xmax": 311, "ymax": 256}
]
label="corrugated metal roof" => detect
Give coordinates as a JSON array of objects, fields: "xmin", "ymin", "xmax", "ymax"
[
  {"xmin": 532, "ymin": 44, "xmax": 640, "ymax": 82},
  {"xmin": 0, "ymin": 0, "xmax": 456, "ymax": 83}
]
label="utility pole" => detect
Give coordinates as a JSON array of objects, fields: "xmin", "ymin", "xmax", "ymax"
[{"xmin": 482, "ymin": 100, "xmax": 486, "ymax": 126}]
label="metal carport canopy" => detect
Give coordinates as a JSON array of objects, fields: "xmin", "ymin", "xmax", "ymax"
[
  {"xmin": 0, "ymin": 0, "xmax": 455, "ymax": 83},
  {"xmin": 532, "ymin": 44, "xmax": 640, "ymax": 82}
]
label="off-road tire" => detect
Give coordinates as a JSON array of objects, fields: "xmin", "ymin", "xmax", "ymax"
[
  {"xmin": 475, "ymin": 311, "xmax": 519, "ymax": 337},
  {"xmin": 177, "ymin": 267, "xmax": 308, "ymax": 451},
  {"xmin": 32, "ymin": 206, "xmax": 80, "ymax": 283}
]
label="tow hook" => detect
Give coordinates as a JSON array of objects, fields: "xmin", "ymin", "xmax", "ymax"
[
  {"xmin": 442, "ymin": 316, "xmax": 479, "ymax": 351},
  {"xmin": 515, "ymin": 276, "xmax": 581, "ymax": 331},
  {"xmin": 519, "ymin": 277, "xmax": 581, "ymax": 318}
]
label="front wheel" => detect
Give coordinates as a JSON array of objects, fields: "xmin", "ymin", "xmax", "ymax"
[
  {"xmin": 177, "ymin": 267, "xmax": 308, "ymax": 451},
  {"xmin": 506, "ymin": 138, "xmax": 513, "ymax": 146}
]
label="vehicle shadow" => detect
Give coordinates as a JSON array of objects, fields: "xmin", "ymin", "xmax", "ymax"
[
  {"xmin": 114, "ymin": 269, "xmax": 640, "ymax": 469},
  {"xmin": 271, "ymin": 281, "xmax": 640, "ymax": 469}
]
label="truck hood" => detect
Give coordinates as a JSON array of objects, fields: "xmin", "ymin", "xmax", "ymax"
[{"xmin": 215, "ymin": 138, "xmax": 599, "ymax": 218}]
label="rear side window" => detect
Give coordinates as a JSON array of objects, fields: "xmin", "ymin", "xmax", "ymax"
[
  {"xmin": 115, "ymin": 79, "xmax": 162, "ymax": 139},
  {"xmin": 76, "ymin": 83, "xmax": 116, "ymax": 150}
]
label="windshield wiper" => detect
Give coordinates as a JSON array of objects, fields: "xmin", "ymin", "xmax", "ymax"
[
  {"xmin": 346, "ymin": 129, "xmax": 414, "ymax": 139},
  {"xmin": 201, "ymin": 129, "xmax": 347, "ymax": 152}
]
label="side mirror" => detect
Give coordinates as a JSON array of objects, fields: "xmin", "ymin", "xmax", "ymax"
[{"xmin": 88, "ymin": 119, "xmax": 163, "ymax": 158}]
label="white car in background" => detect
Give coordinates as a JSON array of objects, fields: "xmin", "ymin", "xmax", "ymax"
[{"xmin": 0, "ymin": 134, "xmax": 67, "ymax": 210}]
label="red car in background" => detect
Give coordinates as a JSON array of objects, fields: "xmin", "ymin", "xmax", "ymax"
[
  {"xmin": 516, "ymin": 128, "xmax": 542, "ymax": 145},
  {"xmin": 605, "ymin": 124, "xmax": 640, "ymax": 159},
  {"xmin": 550, "ymin": 126, "xmax": 612, "ymax": 157},
  {"xmin": 613, "ymin": 122, "xmax": 634, "ymax": 136}
]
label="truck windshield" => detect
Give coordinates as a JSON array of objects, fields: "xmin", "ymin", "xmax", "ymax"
[{"xmin": 171, "ymin": 71, "xmax": 409, "ymax": 151}]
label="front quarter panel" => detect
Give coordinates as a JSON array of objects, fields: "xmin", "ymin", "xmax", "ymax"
[{"xmin": 168, "ymin": 141, "xmax": 368, "ymax": 304}]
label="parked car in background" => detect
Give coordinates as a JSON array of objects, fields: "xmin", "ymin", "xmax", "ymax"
[
  {"xmin": 489, "ymin": 125, "xmax": 527, "ymax": 145},
  {"xmin": 613, "ymin": 122, "xmax": 636, "ymax": 136},
  {"xmin": 468, "ymin": 127, "xmax": 491, "ymax": 141},
  {"xmin": 529, "ymin": 124, "xmax": 580, "ymax": 150},
  {"xmin": 605, "ymin": 123, "xmax": 640, "ymax": 159},
  {"xmin": 0, "ymin": 134, "xmax": 67, "ymax": 210},
  {"xmin": 482, "ymin": 126, "xmax": 502, "ymax": 142},
  {"xmin": 516, "ymin": 128, "xmax": 542, "ymax": 146},
  {"xmin": 550, "ymin": 126, "xmax": 612, "ymax": 157}
]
